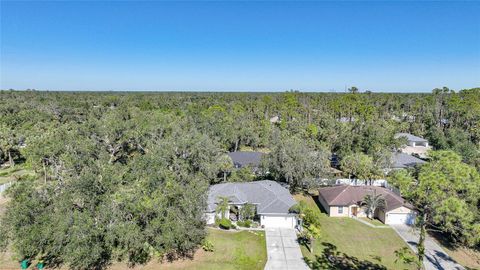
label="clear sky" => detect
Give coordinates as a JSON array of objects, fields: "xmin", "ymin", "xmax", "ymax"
[{"xmin": 1, "ymin": 1, "xmax": 479, "ymax": 92}]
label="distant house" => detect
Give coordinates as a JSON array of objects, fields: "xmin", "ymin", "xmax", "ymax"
[
  {"xmin": 335, "ymin": 178, "xmax": 387, "ymax": 187},
  {"xmin": 318, "ymin": 185, "xmax": 416, "ymax": 225},
  {"xmin": 337, "ymin": 117, "xmax": 355, "ymax": 123},
  {"xmin": 390, "ymin": 152, "xmax": 426, "ymax": 170},
  {"xmin": 394, "ymin": 133, "xmax": 431, "ymax": 158},
  {"xmin": 227, "ymin": 151, "xmax": 265, "ymax": 170},
  {"xmin": 269, "ymin": 116, "xmax": 280, "ymax": 124},
  {"xmin": 205, "ymin": 180, "xmax": 299, "ymax": 228}
]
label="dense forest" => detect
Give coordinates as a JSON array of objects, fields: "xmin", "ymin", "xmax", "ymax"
[{"xmin": 0, "ymin": 88, "xmax": 479, "ymax": 269}]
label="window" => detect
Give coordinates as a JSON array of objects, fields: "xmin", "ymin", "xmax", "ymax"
[{"xmin": 338, "ymin": 206, "xmax": 343, "ymax": 214}]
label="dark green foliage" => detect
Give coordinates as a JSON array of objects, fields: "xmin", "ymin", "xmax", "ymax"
[
  {"xmin": 1, "ymin": 89, "xmax": 480, "ymax": 269},
  {"xmin": 218, "ymin": 218, "xmax": 232, "ymax": 230},
  {"xmin": 390, "ymin": 150, "xmax": 480, "ymax": 265}
]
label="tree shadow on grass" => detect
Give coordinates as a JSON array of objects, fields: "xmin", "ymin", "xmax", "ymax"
[{"xmin": 304, "ymin": 242, "xmax": 388, "ymax": 270}]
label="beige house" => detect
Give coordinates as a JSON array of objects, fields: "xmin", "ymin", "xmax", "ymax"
[
  {"xmin": 318, "ymin": 185, "xmax": 416, "ymax": 225},
  {"xmin": 394, "ymin": 133, "xmax": 431, "ymax": 158}
]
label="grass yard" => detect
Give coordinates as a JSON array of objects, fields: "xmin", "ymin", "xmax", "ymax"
[
  {"xmin": 294, "ymin": 192, "xmax": 416, "ymax": 270},
  {"xmin": 110, "ymin": 228, "xmax": 267, "ymax": 270},
  {"xmin": 1, "ymin": 228, "xmax": 267, "ymax": 270},
  {"xmin": 359, "ymin": 217, "xmax": 388, "ymax": 227}
]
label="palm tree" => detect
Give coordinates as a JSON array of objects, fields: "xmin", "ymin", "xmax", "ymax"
[
  {"xmin": 216, "ymin": 196, "xmax": 230, "ymax": 219},
  {"xmin": 362, "ymin": 192, "xmax": 386, "ymax": 219}
]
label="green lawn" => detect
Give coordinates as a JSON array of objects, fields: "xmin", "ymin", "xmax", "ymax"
[
  {"xmin": 2, "ymin": 228, "xmax": 267, "ymax": 270},
  {"xmin": 294, "ymin": 192, "xmax": 416, "ymax": 270},
  {"xmin": 110, "ymin": 228, "xmax": 267, "ymax": 270},
  {"xmin": 359, "ymin": 217, "xmax": 388, "ymax": 227}
]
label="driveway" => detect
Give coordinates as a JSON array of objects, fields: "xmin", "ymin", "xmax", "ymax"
[
  {"xmin": 391, "ymin": 224, "xmax": 465, "ymax": 270},
  {"xmin": 264, "ymin": 228, "xmax": 309, "ymax": 270}
]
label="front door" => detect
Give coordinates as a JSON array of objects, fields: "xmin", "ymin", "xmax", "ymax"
[{"xmin": 352, "ymin": 207, "xmax": 358, "ymax": 216}]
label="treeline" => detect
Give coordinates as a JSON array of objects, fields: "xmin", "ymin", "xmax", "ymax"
[{"xmin": 0, "ymin": 88, "xmax": 479, "ymax": 268}]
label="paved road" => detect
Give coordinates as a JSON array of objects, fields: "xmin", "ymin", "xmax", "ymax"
[
  {"xmin": 391, "ymin": 224, "xmax": 465, "ymax": 270},
  {"xmin": 264, "ymin": 228, "xmax": 309, "ymax": 270}
]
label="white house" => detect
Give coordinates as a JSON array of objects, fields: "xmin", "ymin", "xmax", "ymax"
[
  {"xmin": 395, "ymin": 133, "xmax": 431, "ymax": 158},
  {"xmin": 318, "ymin": 185, "xmax": 416, "ymax": 225},
  {"xmin": 205, "ymin": 180, "xmax": 299, "ymax": 228}
]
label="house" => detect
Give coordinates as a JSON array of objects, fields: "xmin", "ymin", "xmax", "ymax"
[
  {"xmin": 318, "ymin": 185, "xmax": 416, "ymax": 225},
  {"xmin": 394, "ymin": 133, "xmax": 431, "ymax": 158},
  {"xmin": 205, "ymin": 180, "xmax": 299, "ymax": 228},
  {"xmin": 391, "ymin": 152, "xmax": 426, "ymax": 169},
  {"xmin": 269, "ymin": 115, "xmax": 280, "ymax": 123},
  {"xmin": 227, "ymin": 151, "xmax": 265, "ymax": 170}
]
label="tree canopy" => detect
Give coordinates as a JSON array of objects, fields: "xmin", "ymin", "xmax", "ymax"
[{"xmin": 0, "ymin": 88, "xmax": 479, "ymax": 268}]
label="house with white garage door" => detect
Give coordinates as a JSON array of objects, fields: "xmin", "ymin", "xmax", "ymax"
[
  {"xmin": 205, "ymin": 180, "xmax": 299, "ymax": 228},
  {"xmin": 318, "ymin": 185, "xmax": 416, "ymax": 225}
]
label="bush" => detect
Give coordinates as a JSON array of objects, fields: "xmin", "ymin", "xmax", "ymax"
[
  {"xmin": 237, "ymin": 220, "xmax": 252, "ymax": 228},
  {"xmin": 202, "ymin": 239, "xmax": 214, "ymax": 252},
  {"xmin": 218, "ymin": 218, "xmax": 232, "ymax": 230}
]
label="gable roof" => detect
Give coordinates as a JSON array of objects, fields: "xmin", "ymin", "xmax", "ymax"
[
  {"xmin": 394, "ymin": 133, "xmax": 428, "ymax": 143},
  {"xmin": 227, "ymin": 151, "xmax": 264, "ymax": 169},
  {"xmin": 207, "ymin": 180, "xmax": 296, "ymax": 214},
  {"xmin": 391, "ymin": 152, "xmax": 426, "ymax": 169},
  {"xmin": 318, "ymin": 185, "xmax": 413, "ymax": 212}
]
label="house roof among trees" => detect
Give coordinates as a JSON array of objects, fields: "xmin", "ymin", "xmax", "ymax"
[
  {"xmin": 318, "ymin": 185, "xmax": 413, "ymax": 211},
  {"xmin": 394, "ymin": 133, "xmax": 428, "ymax": 143},
  {"xmin": 227, "ymin": 151, "xmax": 264, "ymax": 169},
  {"xmin": 391, "ymin": 152, "xmax": 426, "ymax": 169},
  {"xmin": 207, "ymin": 180, "xmax": 296, "ymax": 214}
]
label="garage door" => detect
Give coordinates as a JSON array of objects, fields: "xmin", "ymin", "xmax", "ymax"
[
  {"xmin": 261, "ymin": 215, "xmax": 296, "ymax": 228},
  {"xmin": 387, "ymin": 213, "xmax": 415, "ymax": 225}
]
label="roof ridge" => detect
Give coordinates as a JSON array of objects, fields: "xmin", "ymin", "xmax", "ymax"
[
  {"xmin": 212, "ymin": 182, "xmax": 230, "ymax": 196},
  {"xmin": 258, "ymin": 197, "xmax": 282, "ymax": 212},
  {"xmin": 329, "ymin": 185, "xmax": 350, "ymax": 205},
  {"xmin": 256, "ymin": 181, "xmax": 285, "ymax": 211}
]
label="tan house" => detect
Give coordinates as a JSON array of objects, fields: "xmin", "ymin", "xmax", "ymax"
[
  {"xmin": 394, "ymin": 133, "xmax": 431, "ymax": 158},
  {"xmin": 318, "ymin": 185, "xmax": 416, "ymax": 225}
]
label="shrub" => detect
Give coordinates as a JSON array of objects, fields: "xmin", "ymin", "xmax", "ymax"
[
  {"xmin": 237, "ymin": 219, "xmax": 252, "ymax": 228},
  {"xmin": 218, "ymin": 218, "xmax": 232, "ymax": 230},
  {"xmin": 202, "ymin": 240, "xmax": 214, "ymax": 252}
]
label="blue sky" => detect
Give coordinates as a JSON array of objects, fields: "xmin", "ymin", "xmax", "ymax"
[{"xmin": 1, "ymin": 1, "xmax": 479, "ymax": 92}]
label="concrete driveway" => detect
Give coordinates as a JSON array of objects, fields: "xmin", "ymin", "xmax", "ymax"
[
  {"xmin": 264, "ymin": 228, "xmax": 309, "ymax": 270},
  {"xmin": 391, "ymin": 224, "xmax": 465, "ymax": 270}
]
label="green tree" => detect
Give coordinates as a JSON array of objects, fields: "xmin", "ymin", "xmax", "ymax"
[
  {"xmin": 267, "ymin": 132, "xmax": 330, "ymax": 191},
  {"xmin": 217, "ymin": 154, "xmax": 234, "ymax": 182},
  {"xmin": 348, "ymin": 86, "xmax": 359, "ymax": 94},
  {"xmin": 362, "ymin": 193, "xmax": 386, "ymax": 219},
  {"xmin": 216, "ymin": 196, "xmax": 230, "ymax": 219},
  {"xmin": 0, "ymin": 124, "xmax": 19, "ymax": 167},
  {"xmin": 340, "ymin": 152, "xmax": 381, "ymax": 184},
  {"xmin": 239, "ymin": 203, "xmax": 255, "ymax": 221},
  {"xmin": 390, "ymin": 151, "xmax": 480, "ymax": 269}
]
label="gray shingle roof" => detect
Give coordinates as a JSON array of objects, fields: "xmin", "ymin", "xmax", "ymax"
[
  {"xmin": 227, "ymin": 151, "xmax": 264, "ymax": 169},
  {"xmin": 391, "ymin": 152, "xmax": 426, "ymax": 169},
  {"xmin": 206, "ymin": 180, "xmax": 296, "ymax": 214},
  {"xmin": 394, "ymin": 133, "xmax": 428, "ymax": 143}
]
